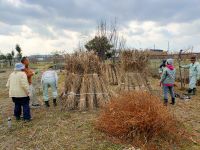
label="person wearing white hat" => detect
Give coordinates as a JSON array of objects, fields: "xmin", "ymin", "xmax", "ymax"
[{"xmin": 6, "ymin": 63, "xmax": 31, "ymax": 121}]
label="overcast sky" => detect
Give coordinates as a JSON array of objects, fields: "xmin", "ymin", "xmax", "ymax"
[{"xmin": 0, "ymin": 0, "xmax": 200, "ymax": 55}]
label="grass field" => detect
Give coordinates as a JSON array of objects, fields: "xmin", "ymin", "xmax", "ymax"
[{"xmin": 0, "ymin": 64, "xmax": 200, "ymax": 149}]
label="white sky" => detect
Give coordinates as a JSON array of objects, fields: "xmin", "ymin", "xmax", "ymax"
[{"xmin": 0, "ymin": 0, "xmax": 200, "ymax": 56}]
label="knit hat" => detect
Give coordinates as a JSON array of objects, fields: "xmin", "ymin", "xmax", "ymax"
[
  {"xmin": 14, "ymin": 63, "xmax": 25, "ymax": 71},
  {"xmin": 166, "ymin": 58, "xmax": 174, "ymax": 65},
  {"xmin": 162, "ymin": 59, "xmax": 166, "ymax": 64}
]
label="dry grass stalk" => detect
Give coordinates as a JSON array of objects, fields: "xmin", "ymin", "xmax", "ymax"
[
  {"xmin": 79, "ymin": 75, "xmax": 88, "ymax": 110},
  {"xmin": 102, "ymin": 63, "xmax": 120, "ymax": 85},
  {"xmin": 93, "ymin": 74, "xmax": 104, "ymax": 107}
]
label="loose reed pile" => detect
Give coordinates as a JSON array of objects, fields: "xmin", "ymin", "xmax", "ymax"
[
  {"xmin": 118, "ymin": 50, "xmax": 151, "ymax": 92},
  {"xmin": 96, "ymin": 92, "xmax": 184, "ymax": 149},
  {"xmin": 61, "ymin": 52, "xmax": 110, "ymax": 111}
]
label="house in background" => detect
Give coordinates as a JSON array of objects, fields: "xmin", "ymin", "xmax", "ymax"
[{"xmin": 29, "ymin": 55, "xmax": 53, "ymax": 62}]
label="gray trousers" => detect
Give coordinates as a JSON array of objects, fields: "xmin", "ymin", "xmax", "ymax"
[
  {"xmin": 29, "ymin": 84, "xmax": 40, "ymax": 105},
  {"xmin": 163, "ymin": 86, "xmax": 175, "ymax": 101}
]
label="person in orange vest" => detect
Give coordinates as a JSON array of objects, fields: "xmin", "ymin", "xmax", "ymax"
[{"xmin": 21, "ymin": 57, "xmax": 40, "ymax": 107}]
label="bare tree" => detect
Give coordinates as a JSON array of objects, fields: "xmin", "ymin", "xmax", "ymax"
[{"xmin": 98, "ymin": 19, "xmax": 127, "ymax": 62}]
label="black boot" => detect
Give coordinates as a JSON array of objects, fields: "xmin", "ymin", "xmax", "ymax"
[
  {"xmin": 187, "ymin": 88, "xmax": 193, "ymax": 95},
  {"xmin": 192, "ymin": 88, "xmax": 196, "ymax": 95},
  {"xmin": 170, "ymin": 98, "xmax": 175, "ymax": 105},
  {"xmin": 45, "ymin": 101, "xmax": 50, "ymax": 107},
  {"xmin": 53, "ymin": 99, "xmax": 57, "ymax": 107}
]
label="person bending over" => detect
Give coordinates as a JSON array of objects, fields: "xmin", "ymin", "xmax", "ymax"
[{"xmin": 41, "ymin": 66, "xmax": 58, "ymax": 107}]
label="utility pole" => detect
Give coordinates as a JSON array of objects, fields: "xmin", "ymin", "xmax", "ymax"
[
  {"xmin": 167, "ymin": 41, "xmax": 170, "ymax": 52},
  {"xmin": 178, "ymin": 50, "xmax": 184, "ymax": 89}
]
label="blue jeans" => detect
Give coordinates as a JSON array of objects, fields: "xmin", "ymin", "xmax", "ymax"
[
  {"xmin": 12, "ymin": 97, "xmax": 31, "ymax": 120},
  {"xmin": 163, "ymin": 86, "xmax": 175, "ymax": 102}
]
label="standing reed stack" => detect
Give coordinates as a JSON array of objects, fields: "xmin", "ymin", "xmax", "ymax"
[
  {"xmin": 118, "ymin": 50, "xmax": 151, "ymax": 92},
  {"xmin": 60, "ymin": 52, "xmax": 110, "ymax": 111},
  {"xmin": 101, "ymin": 62, "xmax": 121, "ymax": 85}
]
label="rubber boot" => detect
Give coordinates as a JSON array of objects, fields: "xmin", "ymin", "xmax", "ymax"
[
  {"xmin": 187, "ymin": 88, "xmax": 193, "ymax": 95},
  {"xmin": 16, "ymin": 116, "xmax": 21, "ymax": 121},
  {"xmin": 192, "ymin": 88, "xmax": 196, "ymax": 95},
  {"xmin": 170, "ymin": 98, "xmax": 175, "ymax": 105},
  {"xmin": 45, "ymin": 101, "xmax": 50, "ymax": 107},
  {"xmin": 53, "ymin": 99, "xmax": 57, "ymax": 107}
]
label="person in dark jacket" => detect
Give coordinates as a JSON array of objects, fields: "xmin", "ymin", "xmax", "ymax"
[{"xmin": 159, "ymin": 59, "xmax": 166, "ymax": 76}]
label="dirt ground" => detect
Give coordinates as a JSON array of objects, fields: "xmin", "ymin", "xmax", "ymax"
[
  {"xmin": 0, "ymin": 69, "xmax": 125, "ymax": 150},
  {"xmin": 151, "ymin": 79, "xmax": 200, "ymax": 149},
  {"xmin": 0, "ymin": 68, "xmax": 200, "ymax": 150}
]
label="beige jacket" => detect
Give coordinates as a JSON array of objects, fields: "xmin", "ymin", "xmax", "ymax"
[{"xmin": 6, "ymin": 71, "xmax": 29, "ymax": 98}]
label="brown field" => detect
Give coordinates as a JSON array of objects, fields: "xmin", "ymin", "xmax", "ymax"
[{"xmin": 0, "ymin": 65, "xmax": 200, "ymax": 150}]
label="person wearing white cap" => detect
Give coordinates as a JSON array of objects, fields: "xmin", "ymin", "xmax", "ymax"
[
  {"xmin": 6, "ymin": 63, "xmax": 31, "ymax": 121},
  {"xmin": 160, "ymin": 59, "xmax": 176, "ymax": 105}
]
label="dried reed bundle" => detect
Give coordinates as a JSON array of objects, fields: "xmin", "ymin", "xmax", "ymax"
[
  {"xmin": 117, "ymin": 50, "xmax": 151, "ymax": 92},
  {"xmin": 61, "ymin": 52, "xmax": 110, "ymax": 111},
  {"xmin": 96, "ymin": 92, "xmax": 185, "ymax": 149},
  {"xmin": 65, "ymin": 52, "xmax": 101, "ymax": 75},
  {"xmin": 118, "ymin": 73, "xmax": 148, "ymax": 91},
  {"xmin": 102, "ymin": 63, "xmax": 121, "ymax": 85},
  {"xmin": 120, "ymin": 50, "xmax": 149, "ymax": 73}
]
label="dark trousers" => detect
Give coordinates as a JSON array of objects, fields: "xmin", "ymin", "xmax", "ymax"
[{"xmin": 12, "ymin": 97, "xmax": 31, "ymax": 120}]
